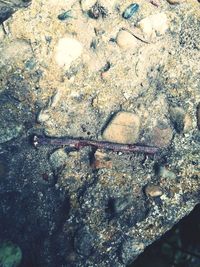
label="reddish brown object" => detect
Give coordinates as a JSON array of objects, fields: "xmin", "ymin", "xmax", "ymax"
[{"xmin": 33, "ymin": 135, "xmax": 159, "ymax": 154}]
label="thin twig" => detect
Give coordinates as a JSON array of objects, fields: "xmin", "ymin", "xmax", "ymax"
[
  {"xmin": 122, "ymin": 27, "xmax": 150, "ymax": 44},
  {"xmin": 146, "ymin": 0, "xmax": 160, "ymax": 7},
  {"xmin": 33, "ymin": 135, "xmax": 159, "ymax": 154}
]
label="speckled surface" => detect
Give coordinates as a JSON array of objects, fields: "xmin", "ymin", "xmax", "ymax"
[{"xmin": 0, "ymin": 0, "xmax": 199, "ymax": 266}]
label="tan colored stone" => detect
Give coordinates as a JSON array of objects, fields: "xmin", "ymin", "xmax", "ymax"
[
  {"xmin": 145, "ymin": 185, "xmax": 163, "ymax": 197},
  {"xmin": 116, "ymin": 30, "xmax": 139, "ymax": 50},
  {"xmin": 138, "ymin": 13, "xmax": 168, "ymax": 39},
  {"xmin": 151, "ymin": 126, "xmax": 173, "ymax": 148},
  {"xmin": 184, "ymin": 114, "xmax": 193, "ymax": 132},
  {"xmin": 37, "ymin": 109, "xmax": 50, "ymax": 123},
  {"xmin": 91, "ymin": 150, "xmax": 112, "ymax": 169},
  {"xmin": 102, "ymin": 112, "xmax": 140, "ymax": 144}
]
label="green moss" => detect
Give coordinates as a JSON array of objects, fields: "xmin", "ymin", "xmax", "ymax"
[{"xmin": 0, "ymin": 242, "xmax": 22, "ymax": 267}]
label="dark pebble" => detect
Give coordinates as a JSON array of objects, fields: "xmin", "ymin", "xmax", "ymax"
[
  {"xmin": 58, "ymin": 10, "xmax": 72, "ymax": 21},
  {"xmin": 88, "ymin": 3, "xmax": 108, "ymax": 19},
  {"xmin": 122, "ymin": 3, "xmax": 139, "ymax": 20}
]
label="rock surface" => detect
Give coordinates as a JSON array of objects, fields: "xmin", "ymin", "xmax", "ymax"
[{"xmin": 0, "ymin": 0, "xmax": 199, "ymax": 267}]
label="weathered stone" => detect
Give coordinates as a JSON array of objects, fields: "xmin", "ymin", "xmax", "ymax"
[
  {"xmin": 145, "ymin": 185, "xmax": 163, "ymax": 197},
  {"xmin": 49, "ymin": 148, "xmax": 68, "ymax": 170},
  {"xmin": 91, "ymin": 150, "xmax": 112, "ymax": 169},
  {"xmin": 37, "ymin": 109, "xmax": 50, "ymax": 123},
  {"xmin": 158, "ymin": 166, "xmax": 176, "ymax": 180},
  {"xmin": 138, "ymin": 13, "xmax": 168, "ymax": 39},
  {"xmin": 102, "ymin": 112, "xmax": 140, "ymax": 144},
  {"xmin": 0, "ymin": 39, "xmax": 32, "ymax": 64},
  {"xmin": 150, "ymin": 126, "xmax": 173, "ymax": 148},
  {"xmin": 116, "ymin": 30, "xmax": 139, "ymax": 50},
  {"xmin": 55, "ymin": 37, "xmax": 83, "ymax": 69},
  {"xmin": 184, "ymin": 113, "xmax": 193, "ymax": 132}
]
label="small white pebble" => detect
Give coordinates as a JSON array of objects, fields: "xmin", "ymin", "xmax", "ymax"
[
  {"xmin": 116, "ymin": 30, "xmax": 139, "ymax": 50},
  {"xmin": 138, "ymin": 13, "xmax": 168, "ymax": 39},
  {"xmin": 55, "ymin": 37, "xmax": 83, "ymax": 69},
  {"xmin": 50, "ymin": 90, "xmax": 62, "ymax": 108},
  {"xmin": 37, "ymin": 109, "xmax": 50, "ymax": 123}
]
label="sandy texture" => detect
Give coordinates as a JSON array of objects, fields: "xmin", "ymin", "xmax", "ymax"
[{"xmin": 0, "ymin": 0, "xmax": 199, "ymax": 266}]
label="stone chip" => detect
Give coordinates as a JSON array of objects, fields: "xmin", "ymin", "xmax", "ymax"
[{"xmin": 145, "ymin": 185, "xmax": 163, "ymax": 197}]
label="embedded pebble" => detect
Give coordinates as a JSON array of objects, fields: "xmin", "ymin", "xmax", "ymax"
[
  {"xmin": 116, "ymin": 30, "xmax": 139, "ymax": 50},
  {"xmin": 145, "ymin": 185, "xmax": 163, "ymax": 197},
  {"xmin": 158, "ymin": 166, "xmax": 176, "ymax": 179},
  {"xmin": 55, "ymin": 37, "xmax": 83, "ymax": 69},
  {"xmin": 37, "ymin": 109, "xmax": 50, "ymax": 123},
  {"xmin": 150, "ymin": 126, "xmax": 173, "ymax": 148},
  {"xmin": 1, "ymin": 39, "xmax": 32, "ymax": 63},
  {"xmin": 50, "ymin": 149, "xmax": 68, "ymax": 170},
  {"xmin": 183, "ymin": 114, "xmax": 193, "ymax": 132},
  {"xmin": 102, "ymin": 112, "xmax": 140, "ymax": 144},
  {"xmin": 122, "ymin": 3, "xmax": 139, "ymax": 20},
  {"xmin": 91, "ymin": 150, "xmax": 112, "ymax": 169},
  {"xmin": 138, "ymin": 13, "xmax": 168, "ymax": 39},
  {"xmin": 50, "ymin": 90, "xmax": 62, "ymax": 108}
]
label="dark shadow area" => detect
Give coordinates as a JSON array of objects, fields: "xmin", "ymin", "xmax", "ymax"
[{"xmin": 130, "ymin": 204, "xmax": 200, "ymax": 267}]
